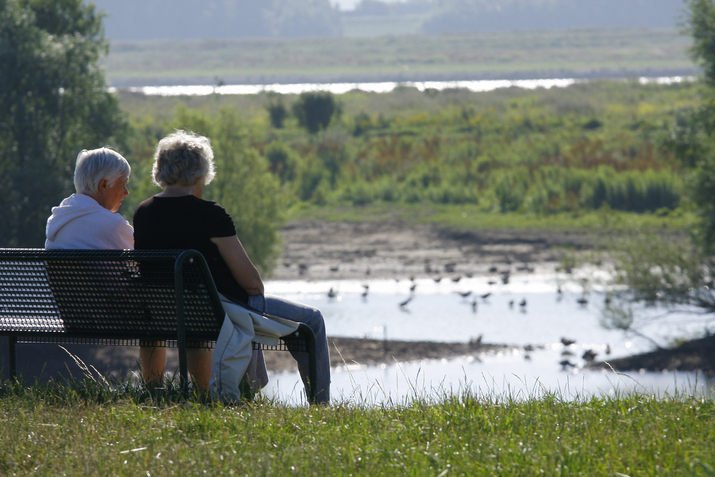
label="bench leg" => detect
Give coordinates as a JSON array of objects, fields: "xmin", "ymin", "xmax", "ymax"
[
  {"xmin": 177, "ymin": 342, "xmax": 189, "ymax": 399},
  {"xmin": 9, "ymin": 336, "xmax": 16, "ymax": 381}
]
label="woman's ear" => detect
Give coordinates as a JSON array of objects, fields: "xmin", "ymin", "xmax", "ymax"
[{"xmin": 98, "ymin": 178, "xmax": 108, "ymax": 191}]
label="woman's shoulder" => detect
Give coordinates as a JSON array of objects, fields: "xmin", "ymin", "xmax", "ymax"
[{"xmin": 186, "ymin": 196, "xmax": 230, "ymax": 215}]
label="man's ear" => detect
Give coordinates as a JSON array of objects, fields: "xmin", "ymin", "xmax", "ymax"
[{"xmin": 98, "ymin": 178, "xmax": 108, "ymax": 191}]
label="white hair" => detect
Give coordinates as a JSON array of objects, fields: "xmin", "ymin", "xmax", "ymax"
[
  {"xmin": 152, "ymin": 130, "xmax": 216, "ymax": 188},
  {"xmin": 74, "ymin": 148, "xmax": 131, "ymax": 195}
]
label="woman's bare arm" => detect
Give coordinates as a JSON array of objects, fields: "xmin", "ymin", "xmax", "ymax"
[{"xmin": 210, "ymin": 235, "xmax": 264, "ymax": 296}]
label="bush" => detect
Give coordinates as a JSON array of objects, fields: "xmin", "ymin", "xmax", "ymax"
[
  {"xmin": 293, "ymin": 91, "xmax": 340, "ymax": 134},
  {"xmin": 267, "ymin": 100, "xmax": 288, "ymax": 128}
]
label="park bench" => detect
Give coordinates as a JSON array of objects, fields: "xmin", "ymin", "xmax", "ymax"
[{"xmin": 0, "ymin": 248, "xmax": 317, "ymax": 402}]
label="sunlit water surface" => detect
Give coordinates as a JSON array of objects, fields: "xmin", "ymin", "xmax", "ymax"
[
  {"xmin": 259, "ymin": 271, "xmax": 713, "ymax": 405},
  {"xmin": 111, "ymin": 76, "xmax": 693, "ymax": 97}
]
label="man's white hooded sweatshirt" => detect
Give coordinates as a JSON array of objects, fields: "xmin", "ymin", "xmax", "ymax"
[{"xmin": 45, "ymin": 193, "xmax": 134, "ymax": 249}]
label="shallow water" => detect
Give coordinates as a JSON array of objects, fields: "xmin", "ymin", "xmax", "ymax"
[
  {"xmin": 259, "ymin": 270, "xmax": 713, "ymax": 405},
  {"xmin": 112, "ymin": 76, "xmax": 692, "ymax": 97}
]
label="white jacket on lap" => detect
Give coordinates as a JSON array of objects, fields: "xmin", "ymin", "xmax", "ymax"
[{"xmin": 210, "ymin": 296, "xmax": 299, "ymax": 403}]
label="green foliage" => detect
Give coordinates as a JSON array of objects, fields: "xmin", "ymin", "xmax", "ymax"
[
  {"xmin": 686, "ymin": 0, "xmax": 715, "ymax": 89},
  {"xmin": 267, "ymin": 99, "xmax": 289, "ymax": 129},
  {"xmin": 292, "ymin": 91, "xmax": 340, "ymax": 134},
  {"xmin": 121, "ymin": 80, "xmax": 698, "ymax": 227},
  {"xmin": 264, "ymin": 140, "xmax": 298, "ymax": 183},
  {"xmin": 0, "ymin": 0, "xmax": 126, "ymax": 246}
]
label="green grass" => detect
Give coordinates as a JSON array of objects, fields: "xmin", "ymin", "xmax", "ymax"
[
  {"xmin": 1, "ymin": 377, "xmax": 714, "ymax": 475},
  {"xmin": 103, "ymin": 27, "xmax": 695, "ymax": 86}
]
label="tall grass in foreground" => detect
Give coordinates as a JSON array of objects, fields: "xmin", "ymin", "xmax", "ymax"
[{"xmin": 1, "ymin": 377, "xmax": 714, "ymax": 476}]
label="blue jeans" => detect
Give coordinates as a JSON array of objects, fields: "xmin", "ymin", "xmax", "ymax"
[{"xmin": 247, "ymin": 294, "xmax": 331, "ymax": 404}]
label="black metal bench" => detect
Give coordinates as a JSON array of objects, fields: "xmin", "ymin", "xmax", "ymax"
[{"xmin": 0, "ymin": 248, "xmax": 317, "ymax": 402}]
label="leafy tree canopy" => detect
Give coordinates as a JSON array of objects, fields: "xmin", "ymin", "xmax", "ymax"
[
  {"xmin": 0, "ymin": 0, "xmax": 126, "ymax": 246},
  {"xmin": 603, "ymin": 0, "xmax": 715, "ymax": 338},
  {"xmin": 292, "ymin": 92, "xmax": 340, "ymax": 134}
]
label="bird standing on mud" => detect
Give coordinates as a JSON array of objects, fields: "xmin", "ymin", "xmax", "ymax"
[{"xmin": 582, "ymin": 349, "xmax": 597, "ymax": 362}]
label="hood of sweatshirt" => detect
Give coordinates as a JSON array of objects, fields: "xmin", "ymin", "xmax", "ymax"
[{"xmin": 45, "ymin": 193, "xmax": 106, "ymax": 242}]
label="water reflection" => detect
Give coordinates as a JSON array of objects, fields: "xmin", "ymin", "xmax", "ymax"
[
  {"xmin": 265, "ymin": 353, "xmax": 713, "ymax": 407},
  {"xmin": 261, "ymin": 272, "xmax": 713, "ymax": 405}
]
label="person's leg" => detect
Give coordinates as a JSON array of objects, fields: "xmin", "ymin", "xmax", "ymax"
[
  {"xmin": 139, "ymin": 346, "xmax": 166, "ymax": 384},
  {"xmin": 187, "ymin": 348, "xmax": 213, "ymax": 392},
  {"xmin": 248, "ymin": 294, "xmax": 331, "ymax": 404}
]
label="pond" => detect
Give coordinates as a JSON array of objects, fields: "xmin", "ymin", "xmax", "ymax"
[{"xmin": 259, "ymin": 269, "xmax": 714, "ymax": 405}]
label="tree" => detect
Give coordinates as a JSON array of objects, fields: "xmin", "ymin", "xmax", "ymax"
[
  {"xmin": 602, "ymin": 0, "xmax": 715, "ymax": 340},
  {"xmin": 292, "ymin": 91, "xmax": 339, "ymax": 134},
  {"xmin": 267, "ymin": 99, "xmax": 288, "ymax": 129},
  {"xmin": 0, "ymin": 0, "xmax": 126, "ymax": 246}
]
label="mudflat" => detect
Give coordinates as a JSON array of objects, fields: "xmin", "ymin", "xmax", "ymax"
[{"xmin": 272, "ymin": 219, "xmax": 592, "ymax": 281}]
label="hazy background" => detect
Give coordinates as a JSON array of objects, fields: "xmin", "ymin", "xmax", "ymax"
[{"xmin": 92, "ymin": 0, "xmax": 685, "ymax": 40}]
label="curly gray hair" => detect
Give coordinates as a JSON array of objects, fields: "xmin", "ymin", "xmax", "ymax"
[
  {"xmin": 152, "ymin": 130, "xmax": 216, "ymax": 188},
  {"xmin": 74, "ymin": 148, "xmax": 131, "ymax": 195}
]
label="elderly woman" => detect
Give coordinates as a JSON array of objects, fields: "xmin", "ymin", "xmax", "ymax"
[
  {"xmin": 45, "ymin": 147, "xmax": 196, "ymax": 389},
  {"xmin": 45, "ymin": 147, "xmax": 133, "ymax": 250},
  {"xmin": 133, "ymin": 130, "xmax": 330, "ymax": 404}
]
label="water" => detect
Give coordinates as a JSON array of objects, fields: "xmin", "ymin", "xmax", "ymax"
[
  {"xmin": 259, "ymin": 269, "xmax": 713, "ymax": 405},
  {"xmin": 112, "ymin": 75, "xmax": 693, "ymax": 97}
]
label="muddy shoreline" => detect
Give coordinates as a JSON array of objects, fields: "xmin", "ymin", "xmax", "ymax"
[
  {"xmin": 273, "ymin": 219, "xmax": 594, "ymax": 281},
  {"xmin": 263, "ymin": 336, "xmax": 537, "ymax": 374}
]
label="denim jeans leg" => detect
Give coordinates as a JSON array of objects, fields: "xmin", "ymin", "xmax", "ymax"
[{"xmin": 247, "ymin": 294, "xmax": 331, "ymax": 404}]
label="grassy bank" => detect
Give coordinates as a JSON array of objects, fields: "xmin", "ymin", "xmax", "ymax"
[
  {"xmin": 1, "ymin": 379, "xmax": 713, "ymax": 475},
  {"xmin": 104, "ymin": 27, "xmax": 695, "ymax": 86}
]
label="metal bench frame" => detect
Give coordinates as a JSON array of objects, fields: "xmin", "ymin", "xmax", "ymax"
[{"xmin": 0, "ymin": 248, "xmax": 317, "ymax": 402}]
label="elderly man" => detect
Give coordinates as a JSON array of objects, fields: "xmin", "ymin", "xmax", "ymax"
[
  {"xmin": 45, "ymin": 147, "xmax": 133, "ymax": 250},
  {"xmin": 44, "ymin": 148, "xmax": 182, "ymax": 387}
]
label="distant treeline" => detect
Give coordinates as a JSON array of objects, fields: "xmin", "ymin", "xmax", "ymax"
[
  {"xmin": 420, "ymin": 0, "xmax": 684, "ymax": 33},
  {"xmin": 93, "ymin": 0, "xmax": 684, "ymax": 40}
]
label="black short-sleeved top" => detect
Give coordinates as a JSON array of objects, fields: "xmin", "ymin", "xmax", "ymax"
[{"xmin": 133, "ymin": 195, "xmax": 249, "ymax": 304}]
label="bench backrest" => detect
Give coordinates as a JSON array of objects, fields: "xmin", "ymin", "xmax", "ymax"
[{"xmin": 0, "ymin": 249, "xmax": 225, "ymax": 342}]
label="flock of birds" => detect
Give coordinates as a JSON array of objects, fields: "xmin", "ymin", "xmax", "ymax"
[
  {"xmin": 324, "ymin": 263, "xmax": 594, "ymax": 314},
  {"xmin": 558, "ymin": 337, "xmax": 611, "ymax": 371},
  {"xmin": 324, "ymin": 262, "xmax": 608, "ymax": 371}
]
